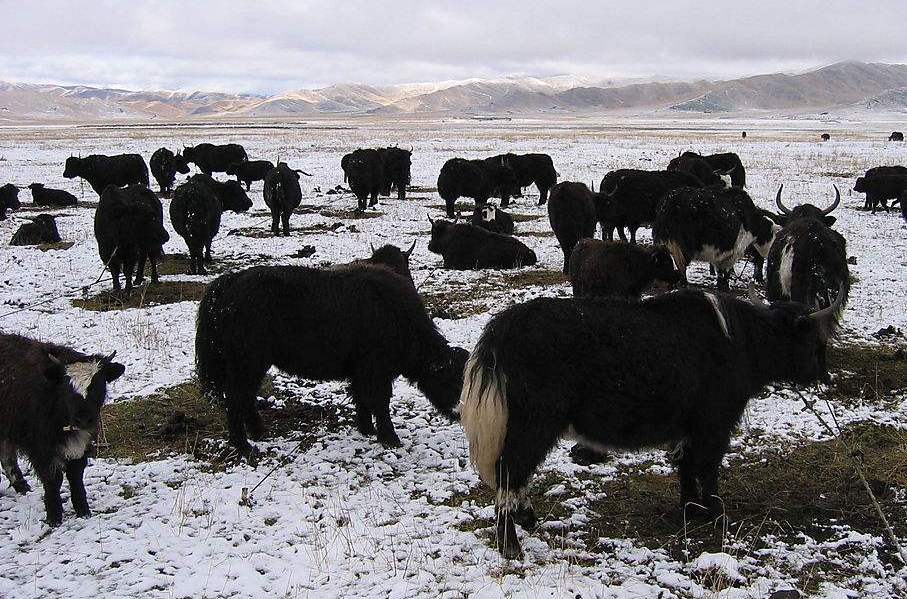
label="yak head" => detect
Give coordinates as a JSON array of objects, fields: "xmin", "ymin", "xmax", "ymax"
[
  {"xmin": 367, "ymin": 241, "xmax": 416, "ymax": 283},
  {"xmin": 182, "ymin": 146, "xmax": 197, "ymax": 162},
  {"xmin": 427, "ymin": 217, "xmax": 458, "ymax": 254},
  {"xmin": 30, "ymin": 214, "xmax": 62, "ymax": 243},
  {"xmin": 853, "ymin": 176, "xmax": 867, "ymax": 194},
  {"xmin": 774, "ymin": 184, "xmax": 839, "ymax": 227},
  {"xmin": 0, "ymin": 183, "xmax": 21, "ymax": 215},
  {"xmin": 174, "ymin": 153, "xmax": 191, "ymax": 175},
  {"xmin": 418, "ymin": 346, "xmax": 470, "ymax": 420},
  {"xmin": 220, "ymin": 180, "xmax": 253, "ymax": 212},
  {"xmin": 45, "ymin": 352, "xmax": 125, "ymax": 434},
  {"xmin": 63, "ymin": 156, "xmax": 83, "ymax": 179}
]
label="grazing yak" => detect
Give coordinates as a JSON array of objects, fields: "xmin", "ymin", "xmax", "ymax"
[
  {"xmin": 488, "ymin": 153, "xmax": 558, "ymax": 205},
  {"xmin": 95, "ymin": 185, "xmax": 170, "ymax": 291},
  {"xmin": 0, "ymin": 333, "xmax": 124, "ymax": 525},
  {"xmin": 226, "ymin": 160, "xmax": 274, "ymax": 191},
  {"xmin": 170, "ymin": 180, "xmax": 223, "ymax": 275},
  {"xmin": 427, "ymin": 218, "xmax": 537, "ymax": 270},
  {"xmin": 149, "ymin": 148, "xmax": 190, "ymax": 195},
  {"xmin": 767, "ymin": 185, "xmax": 849, "ymax": 312},
  {"xmin": 460, "ymin": 286, "xmax": 845, "ymax": 558},
  {"xmin": 597, "ymin": 169, "xmax": 705, "ymax": 242},
  {"xmin": 377, "ymin": 147, "xmax": 413, "ymax": 200},
  {"xmin": 196, "ymin": 264, "xmax": 469, "ymax": 453},
  {"xmin": 29, "ymin": 183, "xmax": 77, "ymax": 207},
  {"xmin": 854, "ymin": 166, "xmax": 907, "ymax": 213},
  {"xmin": 182, "ymin": 143, "xmax": 248, "ymax": 176},
  {"xmin": 187, "ymin": 174, "xmax": 252, "ymax": 213},
  {"xmin": 470, "ymin": 205, "xmax": 515, "ymax": 235},
  {"xmin": 821, "ymin": 133, "xmax": 831, "ymax": 142},
  {"xmin": 263, "ymin": 163, "xmax": 308, "ymax": 236},
  {"xmin": 667, "ymin": 151, "xmax": 730, "ymax": 188},
  {"xmin": 342, "ymin": 149, "xmax": 385, "ymax": 210},
  {"xmin": 10, "ymin": 214, "xmax": 61, "ymax": 246},
  {"xmin": 569, "ymin": 239, "xmax": 680, "ymax": 298},
  {"xmin": 63, "ymin": 154, "xmax": 149, "ymax": 195},
  {"xmin": 1, "ymin": 183, "xmax": 20, "ymax": 219},
  {"xmin": 547, "ymin": 182, "xmax": 596, "ymax": 273},
  {"xmin": 437, "ymin": 158, "xmax": 517, "ymax": 218},
  {"xmin": 653, "ymin": 187, "xmax": 779, "ymax": 291},
  {"xmin": 890, "ymin": 131, "xmax": 905, "ymax": 142}
]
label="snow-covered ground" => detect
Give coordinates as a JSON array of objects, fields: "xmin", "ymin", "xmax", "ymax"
[{"xmin": 0, "ymin": 117, "xmax": 905, "ymax": 598}]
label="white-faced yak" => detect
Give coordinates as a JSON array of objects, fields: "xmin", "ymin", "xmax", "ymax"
[
  {"xmin": 0, "ymin": 333, "xmax": 124, "ymax": 525},
  {"xmin": 460, "ymin": 286, "xmax": 844, "ymax": 558},
  {"xmin": 196, "ymin": 264, "xmax": 468, "ymax": 455}
]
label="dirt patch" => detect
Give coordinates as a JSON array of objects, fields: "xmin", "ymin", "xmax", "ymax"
[
  {"xmin": 428, "ymin": 202, "xmax": 475, "ymax": 215},
  {"xmin": 319, "ymin": 208, "xmax": 384, "ymax": 220},
  {"xmin": 509, "ymin": 213, "xmax": 544, "ymax": 223},
  {"xmin": 72, "ymin": 280, "xmax": 208, "ymax": 311},
  {"xmin": 422, "ymin": 283, "xmax": 494, "ymax": 320},
  {"xmin": 827, "ymin": 343, "xmax": 907, "ymax": 406},
  {"xmin": 37, "ymin": 241, "xmax": 75, "ymax": 251},
  {"xmin": 156, "ymin": 252, "xmax": 271, "ymax": 276},
  {"xmin": 515, "ymin": 230, "xmax": 555, "ymax": 237},
  {"xmin": 502, "ymin": 269, "xmax": 569, "ymax": 289}
]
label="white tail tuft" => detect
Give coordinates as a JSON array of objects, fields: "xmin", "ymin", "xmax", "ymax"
[{"xmin": 458, "ymin": 348, "xmax": 508, "ymax": 489}]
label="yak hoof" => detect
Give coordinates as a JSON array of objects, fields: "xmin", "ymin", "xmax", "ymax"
[
  {"xmin": 377, "ymin": 432, "xmax": 402, "ymax": 448},
  {"xmin": 496, "ymin": 516, "xmax": 523, "ymax": 559},
  {"xmin": 12, "ymin": 480, "xmax": 31, "ymax": 495},
  {"xmin": 569, "ymin": 444, "xmax": 610, "ymax": 466},
  {"xmin": 512, "ymin": 507, "xmax": 538, "ymax": 532},
  {"xmin": 74, "ymin": 506, "xmax": 91, "ymax": 518}
]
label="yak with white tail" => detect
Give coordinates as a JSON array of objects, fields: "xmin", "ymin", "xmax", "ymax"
[{"xmin": 460, "ymin": 285, "xmax": 845, "ymax": 558}]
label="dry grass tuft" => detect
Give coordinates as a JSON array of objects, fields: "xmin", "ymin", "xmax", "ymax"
[{"xmin": 73, "ymin": 280, "xmax": 208, "ymax": 311}]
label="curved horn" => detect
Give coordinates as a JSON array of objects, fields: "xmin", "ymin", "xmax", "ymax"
[
  {"xmin": 427, "ymin": 215, "xmax": 434, "ymax": 225},
  {"xmin": 807, "ymin": 282, "xmax": 846, "ymax": 323},
  {"xmin": 370, "ymin": 242, "xmax": 376, "ymax": 253},
  {"xmin": 405, "ymin": 240, "xmax": 416, "ymax": 257},
  {"xmin": 748, "ymin": 281, "xmax": 770, "ymax": 310},
  {"xmin": 409, "ymin": 146, "xmax": 413, "ymax": 153},
  {"xmin": 775, "ymin": 184, "xmax": 791, "ymax": 215},
  {"xmin": 823, "ymin": 185, "xmax": 841, "ymax": 215},
  {"xmin": 295, "ymin": 170, "xmax": 313, "ymax": 177},
  {"xmin": 101, "ymin": 350, "xmax": 117, "ymax": 364}
]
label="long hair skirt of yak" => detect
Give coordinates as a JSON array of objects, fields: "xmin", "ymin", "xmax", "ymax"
[
  {"xmin": 460, "ymin": 286, "xmax": 844, "ymax": 558},
  {"xmin": 196, "ymin": 263, "xmax": 469, "ymax": 455}
]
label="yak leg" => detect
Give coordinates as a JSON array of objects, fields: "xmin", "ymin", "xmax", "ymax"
[
  {"xmin": 350, "ymin": 380, "xmax": 376, "ymax": 437},
  {"xmin": 616, "ymin": 227, "xmax": 628, "ymax": 243},
  {"xmin": 750, "ymin": 251, "xmax": 764, "ymax": 284},
  {"xmin": 397, "ymin": 183, "xmax": 405, "ymax": 201},
  {"xmin": 687, "ymin": 432, "xmax": 731, "ymax": 519},
  {"xmin": 123, "ymin": 258, "xmax": 136, "ymax": 292},
  {"xmin": 629, "ymin": 226, "xmax": 638, "ymax": 244},
  {"xmin": 716, "ymin": 268, "xmax": 731, "ymax": 292},
  {"xmin": 36, "ymin": 464, "xmax": 64, "ymax": 526},
  {"xmin": 369, "ymin": 191, "xmax": 378, "ymax": 208},
  {"xmin": 149, "ymin": 250, "xmax": 161, "ymax": 283},
  {"xmin": 367, "ymin": 379, "xmax": 400, "ymax": 448},
  {"xmin": 281, "ymin": 210, "xmax": 291, "ymax": 237},
  {"xmin": 110, "ymin": 263, "xmax": 122, "ymax": 291},
  {"xmin": 245, "ymin": 181, "xmax": 251, "ymax": 192},
  {"xmin": 0, "ymin": 441, "xmax": 29, "ymax": 494},
  {"xmin": 242, "ymin": 395, "xmax": 265, "ymax": 442},
  {"xmin": 537, "ymin": 184, "xmax": 548, "ymax": 205},
  {"xmin": 204, "ymin": 240, "xmax": 213, "ymax": 262},
  {"xmin": 65, "ymin": 456, "xmax": 90, "ymax": 517},
  {"xmin": 193, "ymin": 243, "xmax": 207, "ymax": 275},
  {"xmin": 270, "ymin": 208, "xmax": 280, "ymax": 235},
  {"xmin": 134, "ymin": 253, "xmax": 147, "ymax": 285}
]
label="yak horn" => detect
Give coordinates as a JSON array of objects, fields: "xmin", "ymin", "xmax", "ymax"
[
  {"xmin": 748, "ymin": 281, "xmax": 770, "ymax": 310},
  {"xmin": 823, "ymin": 185, "xmax": 841, "ymax": 215},
  {"xmin": 102, "ymin": 350, "xmax": 117, "ymax": 363},
  {"xmin": 775, "ymin": 184, "xmax": 791, "ymax": 215},
  {"xmin": 807, "ymin": 282, "xmax": 846, "ymax": 324},
  {"xmin": 427, "ymin": 215, "xmax": 434, "ymax": 225},
  {"xmin": 295, "ymin": 170, "xmax": 313, "ymax": 177},
  {"xmin": 405, "ymin": 240, "xmax": 416, "ymax": 256},
  {"xmin": 370, "ymin": 242, "xmax": 376, "ymax": 253}
]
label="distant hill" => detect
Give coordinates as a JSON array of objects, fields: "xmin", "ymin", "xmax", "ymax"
[{"xmin": 2, "ymin": 61, "xmax": 907, "ymax": 122}]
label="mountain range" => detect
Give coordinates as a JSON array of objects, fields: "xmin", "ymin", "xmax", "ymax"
[{"xmin": 2, "ymin": 61, "xmax": 907, "ymax": 122}]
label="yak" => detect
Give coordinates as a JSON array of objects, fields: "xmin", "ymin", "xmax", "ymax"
[
  {"xmin": 29, "ymin": 183, "xmax": 77, "ymax": 207},
  {"xmin": 226, "ymin": 160, "xmax": 275, "ymax": 191},
  {"xmin": 459, "ymin": 285, "xmax": 844, "ymax": 558},
  {"xmin": 187, "ymin": 174, "xmax": 252, "ymax": 213},
  {"xmin": 437, "ymin": 158, "xmax": 517, "ymax": 218},
  {"xmin": 767, "ymin": 185, "xmax": 849, "ymax": 311},
  {"xmin": 10, "ymin": 214, "xmax": 62, "ymax": 246},
  {"xmin": 170, "ymin": 180, "xmax": 223, "ymax": 275},
  {"xmin": 0, "ymin": 333, "xmax": 124, "ymax": 525},
  {"xmin": 547, "ymin": 182, "xmax": 596, "ymax": 273},
  {"xmin": 890, "ymin": 132, "xmax": 905, "ymax": 142},
  {"xmin": 854, "ymin": 169, "xmax": 907, "ymax": 213},
  {"xmin": 196, "ymin": 264, "xmax": 468, "ymax": 454},
  {"xmin": 342, "ymin": 149, "xmax": 385, "ymax": 210},
  {"xmin": 345, "ymin": 241, "xmax": 417, "ymax": 285},
  {"xmin": 182, "ymin": 143, "xmax": 248, "ymax": 176},
  {"xmin": 470, "ymin": 205, "xmax": 515, "ymax": 235},
  {"xmin": 63, "ymin": 154, "xmax": 149, "ymax": 196},
  {"xmin": 821, "ymin": 133, "xmax": 831, "ymax": 142},
  {"xmin": 427, "ymin": 218, "xmax": 537, "ymax": 270},
  {"xmin": 377, "ymin": 147, "xmax": 413, "ymax": 200},
  {"xmin": 667, "ymin": 151, "xmax": 730, "ymax": 188},
  {"xmin": 149, "ymin": 148, "xmax": 190, "ymax": 195},
  {"xmin": 653, "ymin": 187, "xmax": 779, "ymax": 291},
  {"xmin": 701, "ymin": 152, "xmax": 746, "ymax": 188},
  {"xmin": 94, "ymin": 184, "xmax": 170, "ymax": 291},
  {"xmin": 489, "ymin": 153, "xmax": 558, "ymax": 205},
  {"xmin": 1, "ymin": 183, "xmax": 20, "ymax": 219},
  {"xmin": 263, "ymin": 163, "xmax": 308, "ymax": 236},
  {"xmin": 569, "ymin": 239, "xmax": 680, "ymax": 299}
]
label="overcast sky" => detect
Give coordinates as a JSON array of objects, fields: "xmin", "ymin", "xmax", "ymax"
[{"xmin": 2, "ymin": 1, "xmax": 906, "ymax": 94}]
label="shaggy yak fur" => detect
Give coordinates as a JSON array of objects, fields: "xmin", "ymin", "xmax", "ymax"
[
  {"xmin": 196, "ymin": 264, "xmax": 469, "ymax": 453},
  {"xmin": 187, "ymin": 174, "xmax": 253, "ymax": 213},
  {"xmin": 170, "ymin": 180, "xmax": 223, "ymax": 275},
  {"xmin": 149, "ymin": 147, "xmax": 190, "ymax": 195},
  {"xmin": 10, "ymin": 214, "xmax": 61, "ymax": 246},
  {"xmin": 667, "ymin": 151, "xmax": 729, "ymax": 188},
  {"xmin": 547, "ymin": 182, "xmax": 597, "ymax": 273},
  {"xmin": 0, "ymin": 333, "xmax": 124, "ymax": 525},
  {"xmin": 29, "ymin": 183, "xmax": 77, "ymax": 207},
  {"xmin": 344, "ymin": 242, "xmax": 417, "ymax": 285},
  {"xmin": 701, "ymin": 152, "xmax": 746, "ymax": 188},
  {"xmin": 182, "ymin": 143, "xmax": 248, "ymax": 176},
  {"xmin": 427, "ymin": 219, "xmax": 537, "ymax": 270},
  {"xmin": 437, "ymin": 158, "xmax": 517, "ymax": 218},
  {"xmin": 569, "ymin": 239, "xmax": 680, "ymax": 298},
  {"xmin": 1, "ymin": 183, "xmax": 21, "ymax": 219},
  {"xmin": 263, "ymin": 163, "xmax": 307, "ymax": 236},
  {"xmin": 342, "ymin": 149, "xmax": 385, "ymax": 210},
  {"xmin": 225, "ymin": 160, "xmax": 275, "ymax": 191},
  {"xmin": 459, "ymin": 287, "xmax": 844, "ymax": 558},
  {"xmin": 63, "ymin": 154, "xmax": 149, "ymax": 195},
  {"xmin": 854, "ymin": 169, "xmax": 907, "ymax": 213},
  {"xmin": 94, "ymin": 184, "xmax": 170, "ymax": 291}
]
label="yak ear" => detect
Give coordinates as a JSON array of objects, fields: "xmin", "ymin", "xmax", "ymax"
[
  {"xmin": 99, "ymin": 351, "xmax": 125, "ymax": 382},
  {"xmin": 44, "ymin": 354, "xmax": 65, "ymax": 383},
  {"xmin": 824, "ymin": 216, "xmax": 837, "ymax": 226}
]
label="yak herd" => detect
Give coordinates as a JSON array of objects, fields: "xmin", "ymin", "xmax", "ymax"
[{"xmin": 0, "ymin": 135, "xmax": 905, "ymax": 560}]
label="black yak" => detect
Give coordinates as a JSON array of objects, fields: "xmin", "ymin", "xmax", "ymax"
[
  {"xmin": 569, "ymin": 239, "xmax": 680, "ymax": 298},
  {"xmin": 854, "ymin": 171, "xmax": 907, "ymax": 213},
  {"xmin": 196, "ymin": 264, "xmax": 468, "ymax": 453},
  {"xmin": 427, "ymin": 218, "xmax": 537, "ymax": 270},
  {"xmin": 149, "ymin": 148, "xmax": 190, "ymax": 195},
  {"xmin": 182, "ymin": 143, "xmax": 248, "ymax": 176},
  {"xmin": 94, "ymin": 185, "xmax": 170, "ymax": 291},
  {"xmin": 347, "ymin": 241, "xmax": 417, "ymax": 285},
  {"xmin": 667, "ymin": 151, "xmax": 729, "ymax": 188},
  {"xmin": 226, "ymin": 160, "xmax": 274, "ymax": 191},
  {"xmin": 170, "ymin": 180, "xmax": 223, "ymax": 275},
  {"xmin": 890, "ymin": 132, "xmax": 905, "ymax": 142},
  {"xmin": 377, "ymin": 147, "xmax": 412, "ymax": 200},
  {"xmin": 470, "ymin": 205, "xmax": 515, "ymax": 235},
  {"xmin": 701, "ymin": 152, "xmax": 746, "ymax": 188},
  {"xmin": 437, "ymin": 158, "xmax": 517, "ymax": 218},
  {"xmin": 460, "ymin": 286, "xmax": 844, "ymax": 558},
  {"xmin": 653, "ymin": 186, "xmax": 779, "ymax": 291},
  {"xmin": 187, "ymin": 174, "xmax": 252, "ymax": 213},
  {"xmin": 29, "ymin": 183, "xmax": 77, "ymax": 207},
  {"xmin": 490, "ymin": 153, "xmax": 558, "ymax": 205},
  {"xmin": 63, "ymin": 154, "xmax": 149, "ymax": 195},
  {"xmin": 263, "ymin": 163, "xmax": 307, "ymax": 236},
  {"xmin": 342, "ymin": 149, "xmax": 385, "ymax": 210},
  {"xmin": 10, "ymin": 214, "xmax": 62, "ymax": 246},
  {"xmin": 767, "ymin": 185, "xmax": 849, "ymax": 311},
  {"xmin": 821, "ymin": 133, "xmax": 831, "ymax": 142},
  {"xmin": 547, "ymin": 182, "xmax": 596, "ymax": 273},
  {"xmin": 0, "ymin": 333, "xmax": 124, "ymax": 525},
  {"xmin": 1, "ymin": 183, "xmax": 20, "ymax": 219}
]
